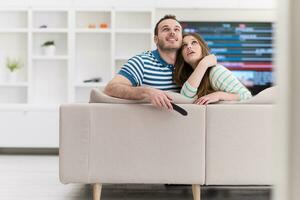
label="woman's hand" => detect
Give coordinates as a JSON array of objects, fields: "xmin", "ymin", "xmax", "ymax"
[
  {"xmin": 197, "ymin": 54, "xmax": 217, "ymax": 69},
  {"xmin": 194, "ymin": 92, "xmax": 221, "ymax": 105}
]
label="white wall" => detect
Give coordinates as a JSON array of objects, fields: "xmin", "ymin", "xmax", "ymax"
[{"xmin": 0, "ymin": 0, "xmax": 275, "ymax": 9}]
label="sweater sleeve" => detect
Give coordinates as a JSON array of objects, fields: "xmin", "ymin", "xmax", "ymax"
[
  {"xmin": 180, "ymin": 81, "xmax": 198, "ymax": 99},
  {"xmin": 209, "ymin": 65, "xmax": 252, "ymax": 100}
]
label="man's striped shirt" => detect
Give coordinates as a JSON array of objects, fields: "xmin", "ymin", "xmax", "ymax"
[
  {"xmin": 118, "ymin": 49, "xmax": 180, "ymax": 92},
  {"xmin": 181, "ymin": 64, "xmax": 252, "ymax": 100}
]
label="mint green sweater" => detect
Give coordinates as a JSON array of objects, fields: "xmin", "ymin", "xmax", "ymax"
[{"xmin": 181, "ymin": 64, "xmax": 252, "ymax": 100}]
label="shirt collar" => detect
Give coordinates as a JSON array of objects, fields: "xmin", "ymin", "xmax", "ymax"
[{"xmin": 152, "ymin": 49, "xmax": 172, "ymax": 67}]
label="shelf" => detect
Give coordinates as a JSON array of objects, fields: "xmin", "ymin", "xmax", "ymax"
[
  {"xmin": 0, "ymin": 29, "xmax": 28, "ymax": 33},
  {"xmin": 74, "ymin": 8, "xmax": 112, "ymax": 12},
  {"xmin": 32, "ymin": 55, "xmax": 69, "ymax": 60},
  {"xmin": 115, "ymin": 29, "xmax": 152, "ymax": 34},
  {"xmin": 115, "ymin": 8, "xmax": 153, "ymax": 12},
  {"xmin": 75, "ymin": 82, "xmax": 107, "ymax": 87},
  {"xmin": 32, "ymin": 29, "xmax": 68, "ymax": 33},
  {"xmin": 75, "ymin": 28, "xmax": 111, "ymax": 33},
  {"xmin": 0, "ymin": 82, "xmax": 28, "ymax": 87},
  {"xmin": 0, "ymin": 104, "xmax": 59, "ymax": 111}
]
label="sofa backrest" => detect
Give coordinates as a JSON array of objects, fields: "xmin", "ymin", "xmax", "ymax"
[
  {"xmin": 90, "ymin": 86, "xmax": 277, "ymax": 105},
  {"xmin": 59, "ymin": 103, "xmax": 206, "ymax": 184}
]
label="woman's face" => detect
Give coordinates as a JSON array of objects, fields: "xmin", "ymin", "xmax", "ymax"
[{"xmin": 181, "ymin": 35, "xmax": 202, "ymax": 68}]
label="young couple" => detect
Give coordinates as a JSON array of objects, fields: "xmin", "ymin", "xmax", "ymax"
[{"xmin": 104, "ymin": 15, "xmax": 252, "ymax": 110}]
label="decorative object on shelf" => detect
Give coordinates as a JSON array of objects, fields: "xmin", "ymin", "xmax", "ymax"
[
  {"xmin": 39, "ymin": 25, "xmax": 48, "ymax": 28},
  {"xmin": 88, "ymin": 24, "xmax": 96, "ymax": 28},
  {"xmin": 41, "ymin": 40, "xmax": 56, "ymax": 56},
  {"xmin": 83, "ymin": 77, "xmax": 102, "ymax": 83},
  {"xmin": 99, "ymin": 23, "xmax": 108, "ymax": 29},
  {"xmin": 5, "ymin": 57, "xmax": 22, "ymax": 82}
]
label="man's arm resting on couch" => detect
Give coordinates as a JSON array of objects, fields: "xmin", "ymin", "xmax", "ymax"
[{"xmin": 104, "ymin": 75, "xmax": 173, "ymax": 110}]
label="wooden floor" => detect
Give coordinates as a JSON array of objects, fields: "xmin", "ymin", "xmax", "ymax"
[{"xmin": 0, "ymin": 154, "xmax": 271, "ymax": 200}]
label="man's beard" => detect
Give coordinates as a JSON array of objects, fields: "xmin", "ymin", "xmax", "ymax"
[{"xmin": 157, "ymin": 38, "xmax": 181, "ymax": 52}]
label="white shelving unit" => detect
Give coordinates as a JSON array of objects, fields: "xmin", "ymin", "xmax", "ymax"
[
  {"xmin": 0, "ymin": 7, "xmax": 155, "ymax": 147},
  {"xmin": 0, "ymin": 8, "xmax": 155, "ymax": 106}
]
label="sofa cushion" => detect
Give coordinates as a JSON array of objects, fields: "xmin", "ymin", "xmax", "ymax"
[{"xmin": 89, "ymin": 88, "xmax": 195, "ymax": 104}]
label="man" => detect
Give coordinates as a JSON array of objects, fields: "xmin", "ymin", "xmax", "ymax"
[{"xmin": 104, "ymin": 15, "xmax": 183, "ymax": 110}]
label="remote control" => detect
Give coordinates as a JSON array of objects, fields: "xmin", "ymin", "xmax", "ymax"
[{"xmin": 170, "ymin": 102, "xmax": 188, "ymax": 116}]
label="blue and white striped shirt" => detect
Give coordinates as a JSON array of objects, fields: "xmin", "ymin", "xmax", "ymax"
[{"xmin": 118, "ymin": 49, "xmax": 180, "ymax": 92}]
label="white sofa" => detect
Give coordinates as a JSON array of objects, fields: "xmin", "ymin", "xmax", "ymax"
[{"xmin": 59, "ymin": 87, "xmax": 275, "ymax": 200}]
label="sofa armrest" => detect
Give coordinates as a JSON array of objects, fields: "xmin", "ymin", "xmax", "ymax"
[{"xmin": 59, "ymin": 104, "xmax": 91, "ymax": 183}]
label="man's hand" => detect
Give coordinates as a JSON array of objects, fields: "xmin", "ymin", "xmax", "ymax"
[
  {"xmin": 105, "ymin": 75, "xmax": 173, "ymax": 110},
  {"xmin": 197, "ymin": 54, "xmax": 217, "ymax": 69},
  {"xmin": 143, "ymin": 87, "xmax": 173, "ymax": 110},
  {"xmin": 194, "ymin": 92, "xmax": 220, "ymax": 105}
]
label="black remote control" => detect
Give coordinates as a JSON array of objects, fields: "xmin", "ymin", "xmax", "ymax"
[{"xmin": 171, "ymin": 102, "xmax": 188, "ymax": 116}]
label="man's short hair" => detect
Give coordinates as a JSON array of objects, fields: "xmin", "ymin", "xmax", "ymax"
[{"xmin": 154, "ymin": 15, "xmax": 181, "ymax": 36}]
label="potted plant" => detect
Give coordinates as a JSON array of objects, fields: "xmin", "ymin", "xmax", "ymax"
[
  {"xmin": 41, "ymin": 40, "xmax": 56, "ymax": 55},
  {"xmin": 6, "ymin": 57, "xmax": 22, "ymax": 82}
]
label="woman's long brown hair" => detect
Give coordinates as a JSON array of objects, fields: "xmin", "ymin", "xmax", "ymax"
[{"xmin": 174, "ymin": 33, "xmax": 216, "ymax": 97}]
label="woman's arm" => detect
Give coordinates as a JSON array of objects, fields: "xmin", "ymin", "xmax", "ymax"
[
  {"xmin": 180, "ymin": 54, "xmax": 217, "ymax": 98},
  {"xmin": 194, "ymin": 91, "xmax": 239, "ymax": 105},
  {"xmin": 194, "ymin": 65, "xmax": 252, "ymax": 104},
  {"xmin": 209, "ymin": 65, "xmax": 252, "ymax": 100},
  {"xmin": 217, "ymin": 91, "xmax": 239, "ymax": 101}
]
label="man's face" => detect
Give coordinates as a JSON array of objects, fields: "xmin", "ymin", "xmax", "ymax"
[{"xmin": 155, "ymin": 19, "xmax": 182, "ymax": 52}]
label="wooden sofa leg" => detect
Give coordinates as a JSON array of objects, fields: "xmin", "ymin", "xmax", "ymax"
[
  {"xmin": 192, "ymin": 184, "xmax": 201, "ymax": 200},
  {"xmin": 93, "ymin": 183, "xmax": 102, "ymax": 200}
]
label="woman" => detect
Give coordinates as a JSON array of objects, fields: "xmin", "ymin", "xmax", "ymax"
[{"xmin": 174, "ymin": 33, "xmax": 252, "ymax": 105}]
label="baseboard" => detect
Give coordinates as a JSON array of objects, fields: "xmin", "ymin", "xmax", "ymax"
[{"xmin": 0, "ymin": 148, "xmax": 59, "ymax": 155}]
